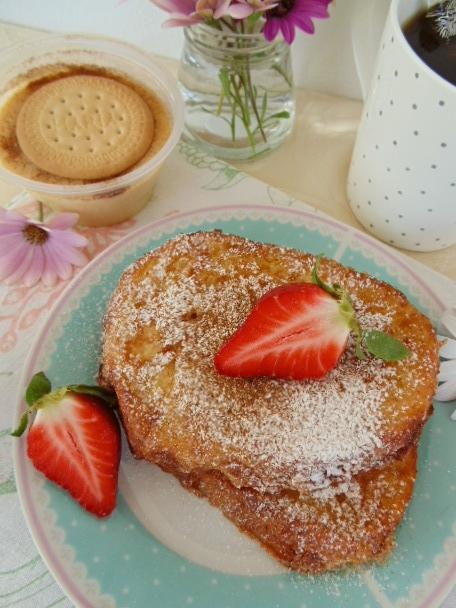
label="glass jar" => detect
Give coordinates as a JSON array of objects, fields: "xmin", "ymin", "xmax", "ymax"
[{"xmin": 178, "ymin": 24, "xmax": 295, "ymax": 161}]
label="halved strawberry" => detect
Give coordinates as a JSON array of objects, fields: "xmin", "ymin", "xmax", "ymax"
[
  {"xmin": 12, "ymin": 373, "xmax": 120, "ymax": 518},
  {"xmin": 215, "ymin": 283, "xmax": 350, "ymax": 380},
  {"xmin": 215, "ymin": 256, "xmax": 411, "ymax": 381}
]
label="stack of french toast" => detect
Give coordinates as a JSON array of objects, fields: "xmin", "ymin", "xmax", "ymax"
[{"xmin": 100, "ymin": 231, "xmax": 439, "ymax": 573}]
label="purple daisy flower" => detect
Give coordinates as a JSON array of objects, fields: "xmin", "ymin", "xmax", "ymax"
[
  {"xmin": 0, "ymin": 209, "xmax": 88, "ymax": 287},
  {"xmin": 263, "ymin": 0, "xmax": 331, "ymax": 44}
]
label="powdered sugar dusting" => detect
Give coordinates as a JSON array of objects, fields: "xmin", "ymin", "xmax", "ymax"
[{"xmin": 100, "ymin": 231, "xmax": 438, "ymax": 495}]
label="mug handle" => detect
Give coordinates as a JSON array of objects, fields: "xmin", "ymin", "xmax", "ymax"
[{"xmin": 351, "ymin": 0, "xmax": 390, "ymax": 100}]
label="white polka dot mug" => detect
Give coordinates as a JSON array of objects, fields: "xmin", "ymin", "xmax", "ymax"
[{"xmin": 347, "ymin": 0, "xmax": 456, "ymax": 252}]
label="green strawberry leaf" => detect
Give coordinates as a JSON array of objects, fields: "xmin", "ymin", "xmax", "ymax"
[
  {"xmin": 311, "ymin": 256, "xmax": 411, "ymax": 364},
  {"xmin": 12, "ymin": 371, "xmax": 51, "ymax": 437},
  {"xmin": 312, "ymin": 256, "xmax": 364, "ymax": 343},
  {"xmin": 311, "ymin": 255, "xmax": 340, "ymax": 299},
  {"xmin": 355, "ymin": 339, "xmax": 366, "ymax": 360},
  {"xmin": 68, "ymin": 385, "xmax": 118, "ymax": 407},
  {"xmin": 10, "ymin": 411, "xmax": 29, "ymax": 437},
  {"xmin": 12, "ymin": 374, "xmax": 117, "ymax": 438},
  {"xmin": 363, "ymin": 330, "xmax": 411, "ymax": 361},
  {"xmin": 25, "ymin": 372, "xmax": 51, "ymax": 407}
]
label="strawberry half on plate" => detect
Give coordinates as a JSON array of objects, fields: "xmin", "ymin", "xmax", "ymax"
[{"xmin": 12, "ymin": 373, "xmax": 121, "ymax": 518}]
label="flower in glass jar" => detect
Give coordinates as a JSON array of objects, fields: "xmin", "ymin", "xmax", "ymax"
[
  {"xmin": 0, "ymin": 209, "xmax": 88, "ymax": 287},
  {"xmin": 152, "ymin": 0, "xmax": 331, "ymax": 158},
  {"xmin": 263, "ymin": 0, "xmax": 331, "ymax": 44}
]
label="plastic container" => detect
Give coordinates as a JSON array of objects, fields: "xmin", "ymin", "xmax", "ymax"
[{"xmin": 0, "ymin": 34, "xmax": 184, "ymax": 226}]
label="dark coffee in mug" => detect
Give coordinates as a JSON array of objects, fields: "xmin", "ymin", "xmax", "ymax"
[{"xmin": 403, "ymin": 4, "xmax": 456, "ymax": 86}]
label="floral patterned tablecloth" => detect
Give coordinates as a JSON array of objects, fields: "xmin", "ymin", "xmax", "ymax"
[
  {"xmin": 1, "ymin": 140, "xmax": 456, "ymax": 608},
  {"xmin": 0, "ymin": 141, "xmax": 306, "ymax": 608}
]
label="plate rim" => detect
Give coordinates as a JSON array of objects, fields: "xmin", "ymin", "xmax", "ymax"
[{"xmin": 12, "ymin": 203, "xmax": 452, "ymax": 608}]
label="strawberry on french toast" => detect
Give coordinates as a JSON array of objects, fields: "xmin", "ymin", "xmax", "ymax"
[{"xmin": 99, "ymin": 231, "xmax": 439, "ymax": 571}]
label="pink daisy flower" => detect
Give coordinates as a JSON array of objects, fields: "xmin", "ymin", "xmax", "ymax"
[
  {"xmin": 151, "ymin": 0, "xmax": 254, "ymax": 26},
  {"xmin": 195, "ymin": 0, "xmax": 254, "ymax": 20},
  {"xmin": 263, "ymin": 0, "xmax": 331, "ymax": 44},
  {"xmin": 152, "ymin": 0, "xmax": 202, "ymax": 27},
  {"xmin": 239, "ymin": 0, "xmax": 277, "ymax": 13},
  {"xmin": 0, "ymin": 209, "xmax": 88, "ymax": 287}
]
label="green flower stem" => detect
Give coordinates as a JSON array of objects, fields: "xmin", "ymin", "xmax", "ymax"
[
  {"xmin": 231, "ymin": 30, "xmax": 268, "ymax": 147},
  {"xmin": 229, "ymin": 73, "xmax": 256, "ymax": 149},
  {"xmin": 239, "ymin": 19, "xmax": 267, "ymax": 143},
  {"xmin": 225, "ymin": 82, "xmax": 237, "ymax": 141},
  {"xmin": 216, "ymin": 87, "xmax": 225, "ymax": 116},
  {"xmin": 213, "ymin": 18, "xmax": 291, "ymax": 153},
  {"xmin": 219, "ymin": 17, "xmax": 236, "ymax": 32},
  {"xmin": 243, "ymin": 61, "xmax": 267, "ymax": 143},
  {"xmin": 38, "ymin": 202, "xmax": 44, "ymax": 222},
  {"xmin": 272, "ymin": 63, "xmax": 293, "ymax": 88}
]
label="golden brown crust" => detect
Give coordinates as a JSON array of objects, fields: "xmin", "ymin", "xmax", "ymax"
[
  {"xmin": 100, "ymin": 231, "xmax": 438, "ymax": 496},
  {"xmin": 151, "ymin": 445, "xmax": 417, "ymax": 573}
]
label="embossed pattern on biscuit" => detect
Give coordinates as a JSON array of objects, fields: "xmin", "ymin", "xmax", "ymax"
[{"xmin": 16, "ymin": 75, "xmax": 155, "ymax": 180}]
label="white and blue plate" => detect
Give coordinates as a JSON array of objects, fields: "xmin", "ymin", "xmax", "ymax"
[{"xmin": 13, "ymin": 205, "xmax": 456, "ymax": 608}]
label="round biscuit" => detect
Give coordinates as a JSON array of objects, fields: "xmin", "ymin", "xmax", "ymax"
[{"xmin": 16, "ymin": 75, "xmax": 155, "ymax": 180}]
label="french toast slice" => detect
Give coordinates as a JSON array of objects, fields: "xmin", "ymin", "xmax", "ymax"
[
  {"xmin": 100, "ymin": 231, "xmax": 439, "ymax": 494},
  {"xmin": 160, "ymin": 445, "xmax": 418, "ymax": 573}
]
